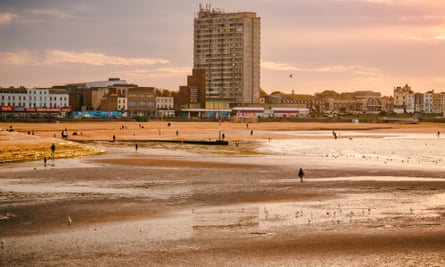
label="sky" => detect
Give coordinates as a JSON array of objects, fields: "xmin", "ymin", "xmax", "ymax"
[{"xmin": 1, "ymin": 0, "xmax": 444, "ymax": 96}]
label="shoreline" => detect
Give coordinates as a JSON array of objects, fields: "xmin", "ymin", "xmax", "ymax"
[{"xmin": 1, "ymin": 120, "xmax": 444, "ymax": 163}]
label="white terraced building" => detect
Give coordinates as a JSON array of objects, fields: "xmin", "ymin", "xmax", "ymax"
[{"xmin": 0, "ymin": 88, "xmax": 69, "ymax": 109}]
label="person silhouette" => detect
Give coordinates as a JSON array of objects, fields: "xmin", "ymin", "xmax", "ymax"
[
  {"xmin": 298, "ymin": 168, "xmax": 305, "ymax": 183},
  {"xmin": 51, "ymin": 143, "xmax": 56, "ymax": 159}
]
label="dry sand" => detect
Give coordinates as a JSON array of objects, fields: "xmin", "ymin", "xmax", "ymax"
[{"xmin": 0, "ymin": 121, "xmax": 445, "ymax": 266}]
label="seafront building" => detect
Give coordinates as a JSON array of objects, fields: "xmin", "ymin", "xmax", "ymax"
[
  {"xmin": 392, "ymin": 85, "xmax": 444, "ymax": 114},
  {"xmin": 3, "ymin": 82, "xmax": 445, "ymax": 120},
  {"xmin": 0, "ymin": 87, "xmax": 70, "ymax": 118},
  {"xmin": 194, "ymin": 4, "xmax": 261, "ymax": 107},
  {"xmin": 393, "ymin": 84, "xmax": 414, "ymax": 113},
  {"xmin": 126, "ymin": 87, "xmax": 156, "ymax": 118},
  {"xmin": 0, "ymin": 87, "xmax": 69, "ymax": 109},
  {"xmin": 155, "ymin": 96, "xmax": 175, "ymax": 118},
  {"xmin": 2, "ymin": 83, "xmax": 445, "ymax": 119}
]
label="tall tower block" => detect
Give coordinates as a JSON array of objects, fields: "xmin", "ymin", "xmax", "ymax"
[{"xmin": 194, "ymin": 4, "xmax": 261, "ymax": 105}]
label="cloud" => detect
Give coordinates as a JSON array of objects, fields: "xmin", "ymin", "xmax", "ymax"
[
  {"xmin": 29, "ymin": 8, "xmax": 74, "ymax": 19},
  {"xmin": 119, "ymin": 66, "xmax": 191, "ymax": 80},
  {"xmin": 47, "ymin": 50, "xmax": 170, "ymax": 66},
  {"xmin": 262, "ymin": 61, "xmax": 381, "ymax": 77},
  {"xmin": 118, "ymin": 66, "xmax": 190, "ymax": 77},
  {"xmin": 0, "ymin": 12, "xmax": 16, "ymax": 24},
  {"xmin": 113, "ymin": 67, "xmax": 191, "ymax": 89},
  {"xmin": 0, "ymin": 50, "xmax": 170, "ymax": 66},
  {"xmin": 397, "ymin": 32, "xmax": 445, "ymax": 41}
]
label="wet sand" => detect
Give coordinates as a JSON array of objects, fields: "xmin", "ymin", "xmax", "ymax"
[{"xmin": 1, "ymin": 121, "xmax": 445, "ymax": 266}]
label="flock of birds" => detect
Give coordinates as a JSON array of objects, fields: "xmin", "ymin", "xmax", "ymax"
[
  {"xmin": 191, "ymin": 200, "xmax": 425, "ymax": 230},
  {"xmin": 261, "ymin": 204, "xmax": 419, "ymax": 226},
  {"xmin": 323, "ymin": 151, "xmax": 442, "ymax": 166}
]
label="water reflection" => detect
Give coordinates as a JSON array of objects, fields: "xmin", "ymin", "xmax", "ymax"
[
  {"xmin": 190, "ymin": 190, "xmax": 445, "ymax": 237},
  {"xmin": 256, "ymin": 131, "xmax": 444, "ymax": 168}
]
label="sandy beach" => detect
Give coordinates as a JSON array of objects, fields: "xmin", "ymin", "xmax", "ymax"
[{"xmin": 1, "ymin": 121, "xmax": 445, "ymax": 266}]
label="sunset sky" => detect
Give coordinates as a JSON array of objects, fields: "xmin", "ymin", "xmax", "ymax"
[{"xmin": 1, "ymin": 0, "xmax": 444, "ymax": 96}]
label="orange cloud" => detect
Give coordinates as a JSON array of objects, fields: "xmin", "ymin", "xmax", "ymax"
[
  {"xmin": 0, "ymin": 50, "xmax": 170, "ymax": 66},
  {"xmin": 262, "ymin": 61, "xmax": 381, "ymax": 77},
  {"xmin": 0, "ymin": 13, "xmax": 16, "ymax": 24}
]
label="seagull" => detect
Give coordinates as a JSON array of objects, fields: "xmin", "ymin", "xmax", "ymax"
[{"xmin": 67, "ymin": 216, "xmax": 72, "ymax": 225}]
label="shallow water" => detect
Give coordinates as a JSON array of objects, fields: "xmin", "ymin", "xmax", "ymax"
[
  {"xmin": 256, "ymin": 131, "xmax": 445, "ymax": 170},
  {"xmin": 190, "ymin": 189, "xmax": 445, "ymax": 238}
]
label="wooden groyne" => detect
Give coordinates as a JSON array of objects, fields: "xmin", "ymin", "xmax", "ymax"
[
  {"xmin": 73, "ymin": 138, "xmax": 229, "ymax": 145},
  {"xmin": 142, "ymin": 139, "xmax": 229, "ymax": 145}
]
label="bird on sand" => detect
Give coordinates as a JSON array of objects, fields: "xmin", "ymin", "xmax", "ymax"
[{"xmin": 67, "ymin": 216, "xmax": 72, "ymax": 225}]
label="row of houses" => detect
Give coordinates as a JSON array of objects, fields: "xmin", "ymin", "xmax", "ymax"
[
  {"xmin": 1, "ymin": 78, "xmax": 444, "ymax": 120},
  {"xmin": 261, "ymin": 90, "xmax": 393, "ymax": 115},
  {"xmin": 0, "ymin": 78, "xmax": 175, "ymax": 119},
  {"xmin": 393, "ymin": 84, "xmax": 445, "ymax": 114}
]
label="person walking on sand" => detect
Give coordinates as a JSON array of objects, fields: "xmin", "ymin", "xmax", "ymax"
[
  {"xmin": 50, "ymin": 143, "xmax": 56, "ymax": 159},
  {"xmin": 135, "ymin": 143, "xmax": 138, "ymax": 152},
  {"xmin": 298, "ymin": 168, "xmax": 305, "ymax": 183}
]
